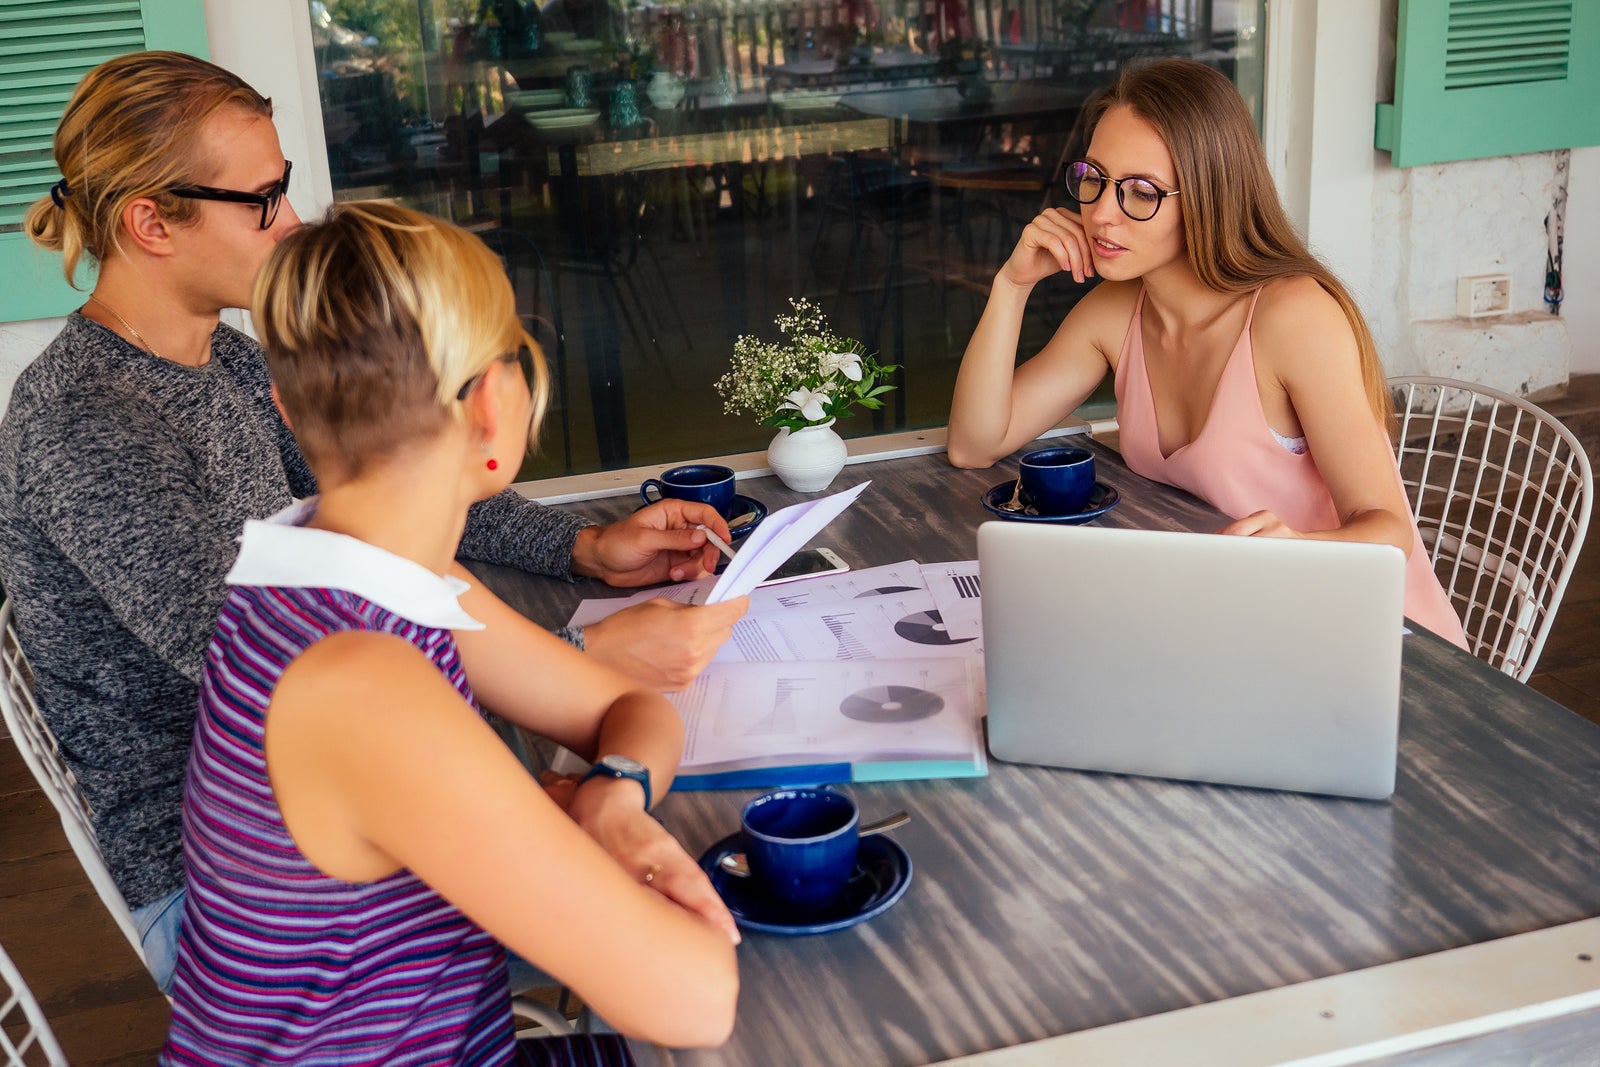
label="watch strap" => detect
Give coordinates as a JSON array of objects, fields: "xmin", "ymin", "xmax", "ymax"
[{"xmin": 579, "ymin": 757, "xmax": 651, "ymax": 810}]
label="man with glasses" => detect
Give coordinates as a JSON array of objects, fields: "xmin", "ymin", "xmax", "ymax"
[
  {"xmin": 170, "ymin": 159, "xmax": 295, "ymax": 230},
  {"xmin": 0, "ymin": 51, "xmax": 747, "ymax": 994}
]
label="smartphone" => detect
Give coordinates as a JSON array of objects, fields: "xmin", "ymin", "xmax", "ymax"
[{"xmin": 757, "ymin": 547, "xmax": 850, "ymax": 587}]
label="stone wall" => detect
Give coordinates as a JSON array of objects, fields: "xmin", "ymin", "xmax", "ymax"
[{"xmin": 1368, "ymin": 151, "xmax": 1571, "ymax": 398}]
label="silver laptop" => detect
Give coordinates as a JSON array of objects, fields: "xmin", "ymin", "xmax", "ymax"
[{"xmin": 979, "ymin": 523, "xmax": 1407, "ymax": 799}]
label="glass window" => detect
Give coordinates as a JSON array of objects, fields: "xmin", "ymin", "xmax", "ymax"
[{"xmin": 308, "ymin": 0, "xmax": 1263, "ymax": 478}]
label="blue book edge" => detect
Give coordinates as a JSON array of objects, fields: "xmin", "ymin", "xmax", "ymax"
[{"xmin": 675, "ymin": 756, "xmax": 987, "ymax": 792}]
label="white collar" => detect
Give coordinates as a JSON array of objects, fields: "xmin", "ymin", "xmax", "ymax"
[{"xmin": 226, "ymin": 499, "xmax": 485, "ymax": 631}]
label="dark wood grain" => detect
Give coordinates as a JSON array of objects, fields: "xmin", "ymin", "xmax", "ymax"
[{"xmin": 469, "ymin": 441, "xmax": 1600, "ymax": 1067}]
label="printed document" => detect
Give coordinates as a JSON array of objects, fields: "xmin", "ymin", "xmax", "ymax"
[
  {"xmin": 669, "ymin": 657, "xmax": 984, "ymax": 776},
  {"xmin": 705, "ymin": 481, "xmax": 871, "ymax": 602},
  {"xmin": 566, "ymin": 560, "xmax": 927, "ymax": 628}
]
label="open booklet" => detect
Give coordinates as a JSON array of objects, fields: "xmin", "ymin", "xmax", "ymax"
[
  {"xmin": 561, "ymin": 521, "xmax": 991, "ymax": 788},
  {"xmin": 667, "ymin": 657, "xmax": 986, "ymax": 789},
  {"xmin": 566, "ymin": 560, "xmax": 928, "ymax": 627}
]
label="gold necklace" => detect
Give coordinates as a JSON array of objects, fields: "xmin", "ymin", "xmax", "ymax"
[{"xmin": 87, "ymin": 294, "xmax": 164, "ymax": 361}]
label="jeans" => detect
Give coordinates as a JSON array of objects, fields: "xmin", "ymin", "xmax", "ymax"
[
  {"xmin": 131, "ymin": 886, "xmax": 185, "ymax": 995},
  {"xmin": 135, "ymin": 885, "xmax": 555, "ymax": 1001}
]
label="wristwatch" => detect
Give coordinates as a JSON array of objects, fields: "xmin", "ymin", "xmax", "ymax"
[{"xmin": 579, "ymin": 754, "xmax": 652, "ymax": 810}]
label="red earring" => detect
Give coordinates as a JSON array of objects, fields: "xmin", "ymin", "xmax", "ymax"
[{"xmin": 486, "ymin": 458, "xmax": 499, "ymax": 471}]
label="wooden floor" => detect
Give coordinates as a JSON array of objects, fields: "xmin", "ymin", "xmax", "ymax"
[{"xmin": 6, "ymin": 393, "xmax": 1600, "ymax": 1062}]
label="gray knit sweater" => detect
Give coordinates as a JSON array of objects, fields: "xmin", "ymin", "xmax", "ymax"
[{"xmin": 0, "ymin": 315, "xmax": 593, "ymax": 908}]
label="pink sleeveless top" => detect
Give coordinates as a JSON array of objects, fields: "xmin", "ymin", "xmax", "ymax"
[{"xmin": 1113, "ymin": 287, "xmax": 1468, "ymax": 648}]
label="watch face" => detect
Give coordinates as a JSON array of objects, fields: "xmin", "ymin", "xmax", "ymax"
[{"xmin": 602, "ymin": 755, "xmax": 647, "ymax": 775}]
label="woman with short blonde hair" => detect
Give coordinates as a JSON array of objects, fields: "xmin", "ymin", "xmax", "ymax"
[{"xmin": 161, "ymin": 201, "xmax": 737, "ymax": 1064}]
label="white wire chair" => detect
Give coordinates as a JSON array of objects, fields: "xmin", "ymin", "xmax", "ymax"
[
  {"xmin": 1390, "ymin": 377, "xmax": 1594, "ymax": 681},
  {"xmin": 0, "ymin": 941, "xmax": 68, "ymax": 1066},
  {"xmin": 0, "ymin": 601, "xmax": 148, "ymax": 970}
]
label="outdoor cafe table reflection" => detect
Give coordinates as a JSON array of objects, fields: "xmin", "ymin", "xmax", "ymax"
[{"xmin": 469, "ymin": 438, "xmax": 1600, "ymax": 1066}]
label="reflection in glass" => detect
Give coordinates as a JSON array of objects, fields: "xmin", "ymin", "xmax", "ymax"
[{"xmin": 308, "ymin": 0, "xmax": 1264, "ymax": 478}]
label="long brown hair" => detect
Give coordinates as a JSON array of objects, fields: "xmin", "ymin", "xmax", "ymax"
[
  {"xmin": 23, "ymin": 51, "xmax": 271, "ymax": 288},
  {"xmin": 1083, "ymin": 59, "xmax": 1393, "ymax": 429}
]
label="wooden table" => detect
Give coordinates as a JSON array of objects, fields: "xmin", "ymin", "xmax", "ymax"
[
  {"xmin": 547, "ymin": 117, "xmax": 893, "ymax": 177},
  {"xmin": 837, "ymin": 80, "xmax": 1089, "ymax": 128},
  {"xmin": 475, "ymin": 440, "xmax": 1600, "ymax": 1066}
]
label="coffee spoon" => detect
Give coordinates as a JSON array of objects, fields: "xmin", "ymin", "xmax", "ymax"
[
  {"xmin": 728, "ymin": 510, "xmax": 759, "ymax": 530},
  {"xmin": 718, "ymin": 810, "xmax": 911, "ymax": 879},
  {"xmin": 996, "ymin": 477, "xmax": 1027, "ymax": 513}
]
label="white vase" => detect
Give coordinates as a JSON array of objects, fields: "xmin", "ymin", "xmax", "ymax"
[
  {"xmin": 767, "ymin": 419, "xmax": 848, "ymax": 492},
  {"xmin": 646, "ymin": 70, "xmax": 685, "ymax": 109}
]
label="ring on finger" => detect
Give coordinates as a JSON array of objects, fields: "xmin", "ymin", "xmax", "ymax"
[{"xmin": 643, "ymin": 864, "xmax": 662, "ymax": 885}]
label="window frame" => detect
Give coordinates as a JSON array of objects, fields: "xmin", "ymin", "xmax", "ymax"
[{"xmin": 0, "ymin": 0, "xmax": 211, "ymax": 324}]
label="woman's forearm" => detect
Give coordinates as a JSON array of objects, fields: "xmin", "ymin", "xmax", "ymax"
[
  {"xmin": 948, "ymin": 278, "xmax": 1035, "ymax": 468},
  {"xmin": 1313, "ymin": 507, "xmax": 1417, "ymax": 557},
  {"xmin": 580, "ymin": 689, "xmax": 685, "ymax": 803}
]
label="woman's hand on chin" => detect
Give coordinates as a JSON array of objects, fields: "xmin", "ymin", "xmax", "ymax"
[
  {"xmin": 1001, "ymin": 208, "xmax": 1096, "ymax": 288},
  {"xmin": 1217, "ymin": 510, "xmax": 1301, "ymax": 539}
]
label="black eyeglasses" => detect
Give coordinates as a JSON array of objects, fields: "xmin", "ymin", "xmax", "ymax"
[
  {"xmin": 170, "ymin": 160, "xmax": 293, "ymax": 230},
  {"xmin": 1062, "ymin": 159, "xmax": 1180, "ymax": 222},
  {"xmin": 456, "ymin": 346, "xmax": 538, "ymax": 401}
]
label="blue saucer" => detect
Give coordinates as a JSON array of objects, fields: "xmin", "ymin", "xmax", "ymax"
[
  {"xmin": 634, "ymin": 494, "xmax": 766, "ymax": 539},
  {"xmin": 726, "ymin": 494, "xmax": 767, "ymax": 540},
  {"xmin": 981, "ymin": 479, "xmax": 1120, "ymax": 524},
  {"xmin": 699, "ymin": 831, "xmax": 912, "ymax": 936}
]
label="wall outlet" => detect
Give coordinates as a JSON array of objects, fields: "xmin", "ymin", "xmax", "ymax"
[{"xmin": 1457, "ymin": 274, "xmax": 1511, "ymax": 318}]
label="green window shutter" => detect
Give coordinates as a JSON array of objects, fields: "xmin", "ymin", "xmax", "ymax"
[
  {"xmin": 0, "ymin": 0, "xmax": 208, "ymax": 324},
  {"xmin": 1376, "ymin": 0, "xmax": 1600, "ymax": 167}
]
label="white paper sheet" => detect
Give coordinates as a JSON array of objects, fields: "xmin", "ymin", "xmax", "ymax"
[
  {"xmin": 705, "ymin": 481, "xmax": 872, "ymax": 603},
  {"xmin": 565, "ymin": 560, "xmax": 930, "ymax": 629},
  {"xmin": 566, "ymin": 581, "xmax": 712, "ymax": 628},
  {"xmin": 746, "ymin": 560, "xmax": 926, "ymax": 608},
  {"xmin": 921, "ymin": 560, "xmax": 984, "ymax": 641},
  {"xmin": 715, "ymin": 589, "xmax": 984, "ymax": 663},
  {"xmin": 668, "ymin": 657, "xmax": 982, "ymax": 773}
]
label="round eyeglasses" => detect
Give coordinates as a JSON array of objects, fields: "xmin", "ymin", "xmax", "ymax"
[
  {"xmin": 1062, "ymin": 160, "xmax": 1179, "ymax": 222},
  {"xmin": 169, "ymin": 160, "xmax": 293, "ymax": 230}
]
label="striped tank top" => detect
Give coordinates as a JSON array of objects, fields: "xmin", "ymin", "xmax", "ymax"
[{"xmin": 160, "ymin": 579, "xmax": 514, "ymax": 1066}]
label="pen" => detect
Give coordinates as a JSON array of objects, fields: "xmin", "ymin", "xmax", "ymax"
[{"xmin": 696, "ymin": 523, "xmax": 737, "ymax": 562}]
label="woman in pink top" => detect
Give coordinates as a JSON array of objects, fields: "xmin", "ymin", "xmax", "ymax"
[{"xmin": 947, "ymin": 59, "xmax": 1466, "ymax": 647}]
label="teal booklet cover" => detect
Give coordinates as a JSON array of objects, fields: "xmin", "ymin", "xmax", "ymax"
[{"xmin": 667, "ymin": 657, "xmax": 987, "ymax": 790}]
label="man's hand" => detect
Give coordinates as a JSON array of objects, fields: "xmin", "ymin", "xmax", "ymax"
[
  {"xmin": 571, "ymin": 501, "xmax": 733, "ymax": 587},
  {"xmin": 584, "ymin": 597, "xmax": 749, "ymax": 690}
]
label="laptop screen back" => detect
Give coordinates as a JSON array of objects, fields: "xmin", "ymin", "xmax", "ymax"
[{"xmin": 979, "ymin": 523, "xmax": 1406, "ymax": 799}]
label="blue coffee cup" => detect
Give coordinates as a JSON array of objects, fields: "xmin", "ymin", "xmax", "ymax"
[
  {"xmin": 741, "ymin": 788, "xmax": 859, "ymax": 910},
  {"xmin": 1020, "ymin": 446, "xmax": 1096, "ymax": 515},
  {"xmin": 640, "ymin": 464, "xmax": 736, "ymax": 516}
]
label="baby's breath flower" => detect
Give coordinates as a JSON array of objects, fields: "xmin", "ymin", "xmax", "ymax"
[{"xmin": 714, "ymin": 300, "xmax": 899, "ymax": 431}]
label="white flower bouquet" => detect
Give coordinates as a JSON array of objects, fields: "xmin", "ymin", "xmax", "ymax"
[{"xmin": 714, "ymin": 299, "xmax": 898, "ymax": 432}]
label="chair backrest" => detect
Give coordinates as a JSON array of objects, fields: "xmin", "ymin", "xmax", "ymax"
[
  {"xmin": 1390, "ymin": 376, "xmax": 1594, "ymax": 681},
  {"xmin": 0, "ymin": 942, "xmax": 68, "ymax": 1067},
  {"xmin": 0, "ymin": 601, "xmax": 148, "ymax": 967}
]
